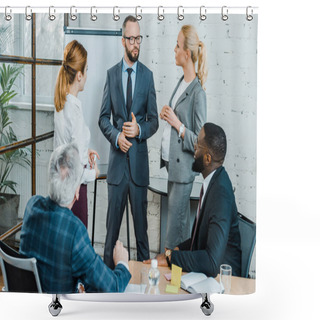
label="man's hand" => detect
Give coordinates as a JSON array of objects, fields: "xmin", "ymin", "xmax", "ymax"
[
  {"xmin": 118, "ymin": 132, "xmax": 133, "ymax": 153},
  {"xmin": 113, "ymin": 240, "xmax": 129, "ymax": 266},
  {"xmin": 122, "ymin": 112, "xmax": 140, "ymax": 138},
  {"xmin": 143, "ymin": 253, "xmax": 168, "ymax": 267}
]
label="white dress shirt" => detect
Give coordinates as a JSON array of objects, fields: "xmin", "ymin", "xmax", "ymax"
[
  {"xmin": 161, "ymin": 79, "xmax": 192, "ymax": 162},
  {"xmin": 54, "ymin": 94, "xmax": 96, "ymax": 184}
]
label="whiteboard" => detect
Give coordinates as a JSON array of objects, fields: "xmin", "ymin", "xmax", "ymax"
[{"xmin": 65, "ymin": 29, "xmax": 123, "ymax": 173}]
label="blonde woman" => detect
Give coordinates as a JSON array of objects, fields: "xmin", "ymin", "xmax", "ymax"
[
  {"xmin": 54, "ymin": 40, "xmax": 100, "ymax": 228},
  {"xmin": 160, "ymin": 25, "xmax": 208, "ymax": 251}
]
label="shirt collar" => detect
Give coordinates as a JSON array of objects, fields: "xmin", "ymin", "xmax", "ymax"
[
  {"xmin": 203, "ymin": 169, "xmax": 216, "ymax": 198},
  {"xmin": 122, "ymin": 58, "xmax": 137, "ymax": 74},
  {"xmin": 66, "ymin": 93, "xmax": 82, "ymax": 109}
]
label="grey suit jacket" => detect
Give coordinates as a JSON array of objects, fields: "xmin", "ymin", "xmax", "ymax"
[
  {"xmin": 161, "ymin": 76, "xmax": 207, "ymax": 183},
  {"xmin": 99, "ymin": 60, "xmax": 158, "ymax": 186}
]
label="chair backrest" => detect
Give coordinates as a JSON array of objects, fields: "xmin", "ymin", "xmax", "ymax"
[
  {"xmin": 0, "ymin": 240, "xmax": 42, "ymax": 293},
  {"xmin": 238, "ymin": 213, "xmax": 256, "ymax": 278}
]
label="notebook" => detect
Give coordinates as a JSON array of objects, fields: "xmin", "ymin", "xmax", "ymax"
[{"xmin": 180, "ymin": 272, "xmax": 223, "ymax": 294}]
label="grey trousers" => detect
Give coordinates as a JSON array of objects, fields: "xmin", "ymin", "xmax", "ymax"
[{"xmin": 164, "ymin": 162, "xmax": 194, "ymax": 249}]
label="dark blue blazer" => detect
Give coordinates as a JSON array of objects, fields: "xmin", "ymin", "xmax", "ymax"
[
  {"xmin": 171, "ymin": 166, "xmax": 242, "ymax": 277},
  {"xmin": 99, "ymin": 60, "xmax": 158, "ymax": 186}
]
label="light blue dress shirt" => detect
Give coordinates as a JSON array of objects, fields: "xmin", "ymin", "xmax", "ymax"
[{"xmin": 122, "ymin": 58, "xmax": 137, "ymax": 103}]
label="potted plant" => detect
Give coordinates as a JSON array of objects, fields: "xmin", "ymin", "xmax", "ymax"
[{"xmin": 0, "ymin": 62, "xmax": 31, "ymax": 235}]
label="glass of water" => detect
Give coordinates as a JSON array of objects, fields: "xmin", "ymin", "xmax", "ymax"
[{"xmin": 220, "ymin": 264, "xmax": 232, "ymax": 294}]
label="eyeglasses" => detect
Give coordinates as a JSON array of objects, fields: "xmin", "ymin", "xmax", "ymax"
[{"xmin": 123, "ymin": 35, "xmax": 143, "ymax": 45}]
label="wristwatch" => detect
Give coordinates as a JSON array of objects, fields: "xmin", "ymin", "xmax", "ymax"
[
  {"xmin": 178, "ymin": 123, "xmax": 185, "ymax": 138},
  {"xmin": 165, "ymin": 249, "xmax": 172, "ymax": 267}
]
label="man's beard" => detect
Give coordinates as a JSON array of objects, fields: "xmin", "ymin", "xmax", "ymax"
[
  {"xmin": 125, "ymin": 44, "xmax": 140, "ymax": 63},
  {"xmin": 192, "ymin": 155, "xmax": 204, "ymax": 173}
]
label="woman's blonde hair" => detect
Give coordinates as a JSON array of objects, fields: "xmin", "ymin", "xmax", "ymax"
[
  {"xmin": 181, "ymin": 25, "xmax": 208, "ymax": 88},
  {"xmin": 54, "ymin": 40, "xmax": 87, "ymax": 112}
]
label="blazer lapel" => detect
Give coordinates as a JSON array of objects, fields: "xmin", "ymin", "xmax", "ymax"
[
  {"xmin": 131, "ymin": 61, "xmax": 142, "ymax": 116},
  {"xmin": 169, "ymin": 75, "xmax": 184, "ymax": 107},
  {"xmin": 191, "ymin": 167, "xmax": 224, "ymax": 246},
  {"xmin": 116, "ymin": 60, "xmax": 127, "ymax": 117},
  {"xmin": 174, "ymin": 76, "xmax": 199, "ymax": 111}
]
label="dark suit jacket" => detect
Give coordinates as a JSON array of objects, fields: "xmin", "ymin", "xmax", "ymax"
[
  {"xmin": 171, "ymin": 166, "xmax": 242, "ymax": 277},
  {"xmin": 99, "ymin": 60, "xmax": 158, "ymax": 186}
]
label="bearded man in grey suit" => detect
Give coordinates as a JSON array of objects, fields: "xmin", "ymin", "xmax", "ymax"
[{"xmin": 99, "ymin": 15, "xmax": 158, "ymax": 269}]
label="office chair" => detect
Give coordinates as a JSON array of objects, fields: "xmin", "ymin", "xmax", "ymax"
[
  {"xmin": 0, "ymin": 240, "xmax": 42, "ymax": 293},
  {"xmin": 238, "ymin": 213, "xmax": 256, "ymax": 278}
]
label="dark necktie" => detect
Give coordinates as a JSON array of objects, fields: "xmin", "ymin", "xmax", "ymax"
[
  {"xmin": 126, "ymin": 68, "xmax": 133, "ymax": 117},
  {"xmin": 190, "ymin": 185, "xmax": 204, "ymax": 250}
]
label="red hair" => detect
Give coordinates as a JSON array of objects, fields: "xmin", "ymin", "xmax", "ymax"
[{"xmin": 54, "ymin": 40, "xmax": 87, "ymax": 112}]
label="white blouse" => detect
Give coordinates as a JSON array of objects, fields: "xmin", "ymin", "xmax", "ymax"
[{"xmin": 54, "ymin": 94, "xmax": 96, "ymax": 184}]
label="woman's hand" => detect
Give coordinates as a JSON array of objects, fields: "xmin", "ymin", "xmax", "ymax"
[
  {"xmin": 160, "ymin": 105, "xmax": 184, "ymax": 137},
  {"xmin": 88, "ymin": 149, "xmax": 100, "ymax": 169},
  {"xmin": 94, "ymin": 161, "xmax": 100, "ymax": 179}
]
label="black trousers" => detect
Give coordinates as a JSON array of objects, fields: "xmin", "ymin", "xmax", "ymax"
[{"xmin": 103, "ymin": 158, "xmax": 150, "ymax": 269}]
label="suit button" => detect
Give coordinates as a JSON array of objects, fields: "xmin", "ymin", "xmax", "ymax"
[
  {"xmin": 178, "ymin": 139, "xmax": 181, "ymax": 143},
  {"xmin": 177, "ymin": 158, "xmax": 180, "ymax": 163}
]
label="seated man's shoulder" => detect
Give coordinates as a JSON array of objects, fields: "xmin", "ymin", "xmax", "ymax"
[
  {"xmin": 211, "ymin": 168, "xmax": 236, "ymax": 203},
  {"xmin": 26, "ymin": 194, "xmax": 46, "ymax": 209},
  {"xmin": 26, "ymin": 196, "xmax": 82, "ymax": 228}
]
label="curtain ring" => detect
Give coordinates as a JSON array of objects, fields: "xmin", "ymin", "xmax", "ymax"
[
  {"xmin": 246, "ymin": 6, "xmax": 253, "ymax": 21},
  {"xmin": 177, "ymin": 6, "xmax": 184, "ymax": 21},
  {"xmin": 49, "ymin": 6, "xmax": 56, "ymax": 21},
  {"xmin": 135, "ymin": 6, "xmax": 142, "ymax": 21},
  {"xmin": 221, "ymin": 6, "xmax": 228, "ymax": 21},
  {"xmin": 113, "ymin": 6, "xmax": 120, "ymax": 21},
  {"xmin": 5, "ymin": 6, "xmax": 12, "ymax": 21},
  {"xmin": 200, "ymin": 6, "xmax": 207, "ymax": 21},
  {"xmin": 158, "ymin": 6, "xmax": 164, "ymax": 21},
  {"xmin": 25, "ymin": 6, "xmax": 32, "ymax": 21},
  {"xmin": 70, "ymin": 6, "xmax": 77, "ymax": 21},
  {"xmin": 91, "ymin": 6, "xmax": 97, "ymax": 21}
]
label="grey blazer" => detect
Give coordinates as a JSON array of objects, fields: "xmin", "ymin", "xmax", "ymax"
[
  {"xmin": 161, "ymin": 76, "xmax": 207, "ymax": 183},
  {"xmin": 99, "ymin": 60, "xmax": 158, "ymax": 187}
]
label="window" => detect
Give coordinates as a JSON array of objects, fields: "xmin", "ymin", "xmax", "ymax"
[{"xmin": 0, "ymin": 13, "xmax": 63, "ymax": 240}]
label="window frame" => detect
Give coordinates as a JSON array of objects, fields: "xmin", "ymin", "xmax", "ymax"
[{"xmin": 0, "ymin": 13, "xmax": 61, "ymax": 239}]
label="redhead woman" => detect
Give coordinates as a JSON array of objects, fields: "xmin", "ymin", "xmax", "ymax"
[
  {"xmin": 54, "ymin": 40, "xmax": 100, "ymax": 228},
  {"xmin": 160, "ymin": 25, "xmax": 208, "ymax": 251}
]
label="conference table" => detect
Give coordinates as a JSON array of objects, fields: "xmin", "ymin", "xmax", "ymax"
[
  {"xmin": 60, "ymin": 260, "xmax": 255, "ymax": 310},
  {"xmin": 129, "ymin": 261, "xmax": 255, "ymax": 295}
]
